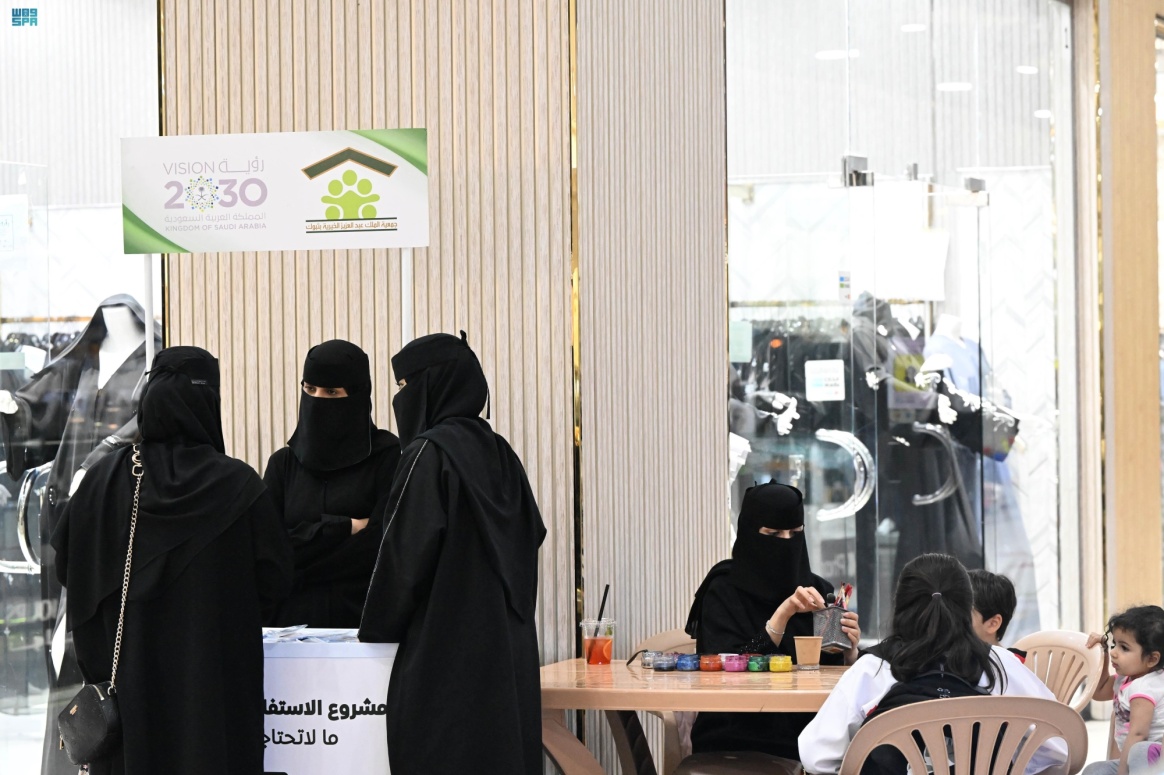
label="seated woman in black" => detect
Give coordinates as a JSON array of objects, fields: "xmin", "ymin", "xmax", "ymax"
[{"xmin": 685, "ymin": 482, "xmax": 861, "ymax": 763}]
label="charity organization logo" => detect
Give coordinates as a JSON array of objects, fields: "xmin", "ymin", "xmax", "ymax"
[
  {"xmin": 301, "ymin": 148, "xmax": 397, "ymax": 222},
  {"xmin": 185, "ymin": 176, "xmax": 220, "ymax": 213},
  {"xmin": 11, "ymin": 8, "xmax": 37, "ymax": 26}
]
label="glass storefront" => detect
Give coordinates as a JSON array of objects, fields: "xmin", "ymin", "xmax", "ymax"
[
  {"xmin": 726, "ymin": 0, "xmax": 1079, "ymax": 641},
  {"xmin": 0, "ymin": 3, "xmax": 162, "ymax": 769}
]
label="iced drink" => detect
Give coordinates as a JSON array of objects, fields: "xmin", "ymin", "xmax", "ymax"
[{"xmin": 580, "ymin": 618, "xmax": 615, "ymax": 665}]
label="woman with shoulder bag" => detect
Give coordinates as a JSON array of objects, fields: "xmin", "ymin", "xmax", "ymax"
[{"xmin": 51, "ymin": 346, "xmax": 293, "ymax": 775}]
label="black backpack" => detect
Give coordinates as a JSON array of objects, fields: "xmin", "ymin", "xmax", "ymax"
[{"xmin": 858, "ymin": 670, "xmax": 989, "ymax": 775}]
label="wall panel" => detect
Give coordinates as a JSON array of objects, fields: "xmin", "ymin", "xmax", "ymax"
[
  {"xmin": 577, "ymin": 0, "xmax": 728, "ymax": 766},
  {"xmin": 162, "ymin": 0, "xmax": 574, "ymax": 664}
]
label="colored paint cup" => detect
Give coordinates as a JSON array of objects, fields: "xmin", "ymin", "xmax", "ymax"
[
  {"xmin": 677, "ymin": 653, "xmax": 700, "ymax": 671},
  {"xmin": 723, "ymin": 654, "xmax": 748, "ymax": 672},
  {"xmin": 700, "ymin": 654, "xmax": 723, "ymax": 672},
  {"xmin": 747, "ymin": 654, "xmax": 769, "ymax": 672},
  {"xmin": 769, "ymin": 655, "xmax": 793, "ymax": 673},
  {"xmin": 654, "ymin": 653, "xmax": 678, "ymax": 671}
]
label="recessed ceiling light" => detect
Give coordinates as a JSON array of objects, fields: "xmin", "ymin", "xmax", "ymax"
[
  {"xmin": 901, "ymin": 23, "xmax": 927, "ymax": 33},
  {"xmin": 815, "ymin": 49, "xmax": 860, "ymax": 61},
  {"xmin": 1034, "ymin": 109, "xmax": 1053, "ymax": 119},
  {"xmin": 1016, "ymin": 65, "xmax": 1039, "ymax": 75},
  {"xmin": 936, "ymin": 82, "xmax": 973, "ymax": 92}
]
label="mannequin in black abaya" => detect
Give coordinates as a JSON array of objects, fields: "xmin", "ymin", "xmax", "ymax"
[
  {"xmin": 685, "ymin": 482, "xmax": 861, "ymax": 762},
  {"xmin": 51, "ymin": 346, "xmax": 293, "ymax": 775},
  {"xmin": 263, "ymin": 340, "xmax": 400, "ymax": 627},
  {"xmin": 359, "ymin": 332, "xmax": 546, "ymax": 775}
]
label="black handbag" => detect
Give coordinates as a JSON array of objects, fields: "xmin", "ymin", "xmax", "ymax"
[{"xmin": 57, "ymin": 445, "xmax": 144, "ymax": 766}]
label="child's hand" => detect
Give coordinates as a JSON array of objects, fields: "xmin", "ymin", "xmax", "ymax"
[{"xmin": 1087, "ymin": 632, "xmax": 1108, "ymax": 650}]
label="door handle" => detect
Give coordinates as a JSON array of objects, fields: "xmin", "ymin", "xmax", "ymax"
[
  {"xmin": 910, "ymin": 423, "xmax": 960, "ymax": 506},
  {"xmin": 813, "ymin": 430, "xmax": 875, "ymax": 521},
  {"xmin": 15, "ymin": 462, "xmax": 49, "ymax": 572}
]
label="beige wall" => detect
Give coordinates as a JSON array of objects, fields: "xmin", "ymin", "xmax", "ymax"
[
  {"xmin": 576, "ymin": 0, "xmax": 728, "ymax": 765},
  {"xmin": 161, "ymin": 0, "xmax": 575, "ymax": 662},
  {"xmin": 1098, "ymin": 0, "xmax": 1164, "ymax": 612}
]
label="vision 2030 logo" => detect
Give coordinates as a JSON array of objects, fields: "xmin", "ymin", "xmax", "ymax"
[{"xmin": 11, "ymin": 8, "xmax": 37, "ymax": 26}]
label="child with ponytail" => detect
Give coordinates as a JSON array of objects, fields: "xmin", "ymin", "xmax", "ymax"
[{"xmin": 799, "ymin": 554, "xmax": 1066, "ymax": 774}]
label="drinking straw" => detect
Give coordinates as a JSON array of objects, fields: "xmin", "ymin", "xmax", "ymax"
[{"xmin": 585, "ymin": 584, "xmax": 611, "ymax": 662}]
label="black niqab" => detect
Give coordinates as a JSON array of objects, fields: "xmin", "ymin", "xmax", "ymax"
[
  {"xmin": 290, "ymin": 339, "xmax": 385, "ymax": 471},
  {"xmin": 728, "ymin": 482, "xmax": 814, "ymax": 604},
  {"xmin": 389, "ymin": 332, "xmax": 543, "ymax": 620},
  {"xmin": 53, "ymin": 347, "xmax": 265, "ymax": 632}
]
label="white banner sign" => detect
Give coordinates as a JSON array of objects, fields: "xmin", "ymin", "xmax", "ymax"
[
  {"xmin": 121, "ymin": 129, "xmax": 428, "ymax": 254},
  {"xmin": 263, "ymin": 640, "xmax": 397, "ymax": 775}
]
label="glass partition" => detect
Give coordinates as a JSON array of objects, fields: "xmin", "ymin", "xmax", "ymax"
[
  {"xmin": 0, "ymin": 3, "xmax": 162, "ymax": 771},
  {"xmin": 727, "ymin": 0, "xmax": 1078, "ymax": 642}
]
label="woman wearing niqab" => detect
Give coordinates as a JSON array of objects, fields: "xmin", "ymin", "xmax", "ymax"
[
  {"xmin": 51, "ymin": 346, "xmax": 293, "ymax": 775},
  {"xmin": 684, "ymin": 482, "xmax": 861, "ymax": 764},
  {"xmin": 263, "ymin": 339, "xmax": 400, "ymax": 627},
  {"xmin": 359, "ymin": 332, "xmax": 546, "ymax": 775}
]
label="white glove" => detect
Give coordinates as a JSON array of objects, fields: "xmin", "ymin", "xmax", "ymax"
[
  {"xmin": 937, "ymin": 394, "xmax": 957, "ymax": 425},
  {"xmin": 775, "ymin": 398, "xmax": 800, "ymax": 436},
  {"xmin": 0, "ymin": 390, "xmax": 16, "ymax": 415}
]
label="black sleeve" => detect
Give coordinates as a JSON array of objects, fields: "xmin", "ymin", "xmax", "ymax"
[
  {"xmin": 358, "ymin": 442, "xmax": 446, "ymax": 643},
  {"xmin": 247, "ymin": 489, "xmax": 294, "ymax": 618},
  {"xmin": 263, "ymin": 449, "xmax": 351, "ymax": 566},
  {"xmin": 367, "ymin": 443, "xmax": 402, "ymax": 529},
  {"xmin": 698, "ymin": 581, "xmax": 782, "ymax": 655}
]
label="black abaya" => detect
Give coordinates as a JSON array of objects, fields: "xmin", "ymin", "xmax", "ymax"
[
  {"xmin": 263, "ymin": 431, "xmax": 400, "ymax": 627},
  {"xmin": 360, "ymin": 332, "xmax": 546, "ymax": 775}
]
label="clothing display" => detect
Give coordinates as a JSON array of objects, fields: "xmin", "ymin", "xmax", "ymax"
[
  {"xmin": 360, "ymin": 332, "xmax": 546, "ymax": 775},
  {"xmin": 924, "ymin": 332, "xmax": 1040, "ymax": 640},
  {"xmin": 0, "ymin": 296, "xmax": 162, "ymax": 775},
  {"xmin": 50, "ymin": 346, "xmax": 293, "ymax": 775},
  {"xmin": 686, "ymin": 483, "xmax": 843, "ymax": 761},
  {"xmin": 264, "ymin": 340, "xmax": 401, "ymax": 628}
]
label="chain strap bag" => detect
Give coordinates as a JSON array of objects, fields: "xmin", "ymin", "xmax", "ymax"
[{"xmin": 57, "ymin": 445, "xmax": 144, "ymax": 766}]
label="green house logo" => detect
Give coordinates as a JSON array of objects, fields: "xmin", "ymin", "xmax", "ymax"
[{"xmin": 302, "ymin": 149, "xmax": 398, "ymax": 221}]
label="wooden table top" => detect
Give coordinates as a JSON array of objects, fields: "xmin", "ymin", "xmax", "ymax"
[{"xmin": 540, "ymin": 658, "xmax": 846, "ymax": 713}]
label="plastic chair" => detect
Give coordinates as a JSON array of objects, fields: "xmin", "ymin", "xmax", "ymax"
[
  {"xmin": 838, "ymin": 695, "xmax": 1088, "ymax": 775},
  {"xmin": 1011, "ymin": 630, "xmax": 1105, "ymax": 713},
  {"xmin": 604, "ymin": 629, "xmax": 698, "ymax": 775}
]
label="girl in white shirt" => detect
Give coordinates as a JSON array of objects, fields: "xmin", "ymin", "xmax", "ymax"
[
  {"xmin": 1084, "ymin": 605, "xmax": 1164, "ymax": 775},
  {"xmin": 799, "ymin": 554, "xmax": 1066, "ymax": 775}
]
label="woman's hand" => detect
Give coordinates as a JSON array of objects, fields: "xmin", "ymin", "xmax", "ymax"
[
  {"xmin": 779, "ymin": 586, "xmax": 826, "ymax": 617},
  {"xmin": 841, "ymin": 611, "xmax": 861, "ymax": 665},
  {"xmin": 351, "ymin": 518, "xmax": 370, "ymax": 535}
]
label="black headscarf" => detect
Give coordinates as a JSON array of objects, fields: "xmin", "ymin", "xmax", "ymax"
[
  {"xmin": 53, "ymin": 346, "xmax": 266, "ymax": 631},
  {"xmin": 289, "ymin": 339, "xmax": 388, "ymax": 471},
  {"xmin": 390, "ymin": 332, "xmax": 545, "ymax": 621},
  {"xmin": 729, "ymin": 482, "xmax": 815, "ymax": 604}
]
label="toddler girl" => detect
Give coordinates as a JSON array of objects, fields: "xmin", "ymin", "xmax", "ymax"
[{"xmin": 1085, "ymin": 606, "xmax": 1164, "ymax": 775}]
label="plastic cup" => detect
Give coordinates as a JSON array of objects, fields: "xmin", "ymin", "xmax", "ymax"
[
  {"xmin": 580, "ymin": 618, "xmax": 615, "ymax": 665},
  {"xmin": 794, "ymin": 636, "xmax": 822, "ymax": 670}
]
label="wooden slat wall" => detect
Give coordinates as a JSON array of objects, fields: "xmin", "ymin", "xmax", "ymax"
[
  {"xmin": 1098, "ymin": 0, "xmax": 1164, "ymax": 610},
  {"xmin": 161, "ymin": 0, "xmax": 574, "ymax": 663},
  {"xmin": 576, "ymin": 0, "xmax": 728, "ymax": 767}
]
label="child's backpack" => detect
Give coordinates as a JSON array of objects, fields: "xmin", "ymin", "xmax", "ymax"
[{"xmin": 859, "ymin": 669, "xmax": 990, "ymax": 775}]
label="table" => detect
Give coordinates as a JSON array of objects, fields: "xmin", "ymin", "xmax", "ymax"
[{"xmin": 540, "ymin": 659, "xmax": 846, "ymax": 774}]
